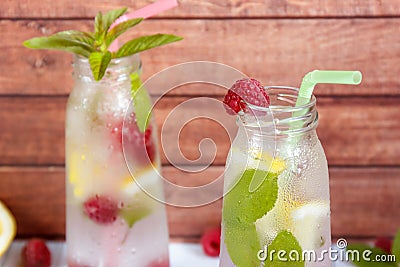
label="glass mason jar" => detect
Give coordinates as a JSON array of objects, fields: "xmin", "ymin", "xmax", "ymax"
[
  {"xmin": 220, "ymin": 86, "xmax": 331, "ymax": 267},
  {"xmin": 66, "ymin": 55, "xmax": 169, "ymax": 267}
]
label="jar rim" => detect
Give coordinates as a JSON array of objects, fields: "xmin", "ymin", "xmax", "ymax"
[
  {"xmin": 238, "ymin": 86, "xmax": 318, "ymax": 136},
  {"xmin": 245, "ymin": 86, "xmax": 317, "ymax": 112}
]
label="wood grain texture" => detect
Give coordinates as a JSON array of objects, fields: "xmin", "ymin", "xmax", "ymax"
[
  {"xmin": 0, "ymin": 166, "xmax": 398, "ymax": 238},
  {"xmin": 2, "ymin": 0, "xmax": 400, "ymax": 19},
  {"xmin": 0, "ymin": 96, "xmax": 399, "ymax": 166},
  {"xmin": 1, "ymin": 19, "xmax": 400, "ymax": 96}
]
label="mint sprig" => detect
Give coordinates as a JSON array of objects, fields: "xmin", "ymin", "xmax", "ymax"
[
  {"xmin": 23, "ymin": 7, "xmax": 183, "ymax": 81},
  {"xmin": 223, "ymin": 169, "xmax": 279, "ymax": 267}
]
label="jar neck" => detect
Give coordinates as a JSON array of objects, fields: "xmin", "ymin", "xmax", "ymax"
[
  {"xmin": 238, "ymin": 86, "xmax": 318, "ymax": 139},
  {"xmin": 72, "ymin": 54, "xmax": 142, "ymax": 85}
]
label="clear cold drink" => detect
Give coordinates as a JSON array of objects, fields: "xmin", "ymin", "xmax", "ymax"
[
  {"xmin": 220, "ymin": 86, "xmax": 331, "ymax": 267},
  {"xmin": 66, "ymin": 55, "xmax": 169, "ymax": 267}
]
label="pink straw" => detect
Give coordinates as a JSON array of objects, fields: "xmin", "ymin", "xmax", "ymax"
[{"xmin": 109, "ymin": 0, "xmax": 178, "ymax": 52}]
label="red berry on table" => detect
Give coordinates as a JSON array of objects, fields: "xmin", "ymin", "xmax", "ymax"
[
  {"xmin": 21, "ymin": 238, "xmax": 51, "ymax": 267},
  {"xmin": 201, "ymin": 227, "xmax": 221, "ymax": 257},
  {"xmin": 83, "ymin": 195, "xmax": 118, "ymax": 225},
  {"xmin": 223, "ymin": 78, "xmax": 270, "ymax": 114},
  {"xmin": 374, "ymin": 236, "xmax": 392, "ymax": 254}
]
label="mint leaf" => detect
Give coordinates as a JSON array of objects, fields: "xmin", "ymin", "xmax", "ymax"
[
  {"xmin": 223, "ymin": 169, "xmax": 278, "ymax": 267},
  {"xmin": 392, "ymin": 228, "xmax": 400, "ymax": 264},
  {"xmin": 116, "ymin": 34, "xmax": 183, "ymax": 58},
  {"xmin": 347, "ymin": 244, "xmax": 397, "ymax": 267},
  {"xmin": 120, "ymin": 204, "xmax": 152, "ymax": 228},
  {"xmin": 102, "ymin": 7, "xmax": 128, "ymax": 33},
  {"xmin": 224, "ymin": 223, "xmax": 261, "ymax": 267},
  {"xmin": 54, "ymin": 30, "xmax": 94, "ymax": 46},
  {"xmin": 119, "ymin": 189, "xmax": 154, "ymax": 228},
  {"xmin": 89, "ymin": 51, "xmax": 112, "ymax": 81},
  {"xmin": 94, "ymin": 11, "xmax": 104, "ymax": 41},
  {"xmin": 131, "ymin": 73, "xmax": 152, "ymax": 132},
  {"xmin": 264, "ymin": 230, "xmax": 304, "ymax": 267},
  {"xmin": 223, "ymin": 169, "xmax": 278, "ymax": 225},
  {"xmin": 23, "ymin": 36, "xmax": 94, "ymax": 57},
  {"xmin": 106, "ymin": 18, "xmax": 143, "ymax": 47}
]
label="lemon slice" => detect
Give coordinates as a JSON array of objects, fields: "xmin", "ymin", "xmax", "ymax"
[
  {"xmin": 121, "ymin": 166, "xmax": 159, "ymax": 197},
  {"xmin": 0, "ymin": 201, "xmax": 16, "ymax": 257},
  {"xmin": 254, "ymin": 151, "xmax": 286, "ymax": 174},
  {"xmin": 67, "ymin": 152, "xmax": 86, "ymax": 198},
  {"xmin": 290, "ymin": 202, "xmax": 330, "ymax": 250}
]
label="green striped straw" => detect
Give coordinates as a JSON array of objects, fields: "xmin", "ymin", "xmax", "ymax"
[
  {"xmin": 249, "ymin": 70, "xmax": 362, "ymax": 193},
  {"xmin": 291, "ymin": 70, "xmax": 362, "ymax": 130},
  {"xmin": 296, "ymin": 70, "xmax": 362, "ymax": 107}
]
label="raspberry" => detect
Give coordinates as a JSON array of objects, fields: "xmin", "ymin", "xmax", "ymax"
[
  {"xmin": 111, "ymin": 116, "xmax": 156, "ymax": 164},
  {"xmin": 223, "ymin": 78, "xmax": 270, "ymax": 114},
  {"xmin": 201, "ymin": 227, "xmax": 221, "ymax": 257},
  {"xmin": 22, "ymin": 239, "xmax": 51, "ymax": 267},
  {"xmin": 144, "ymin": 126, "xmax": 156, "ymax": 163},
  {"xmin": 83, "ymin": 195, "xmax": 118, "ymax": 225},
  {"xmin": 374, "ymin": 237, "xmax": 392, "ymax": 254}
]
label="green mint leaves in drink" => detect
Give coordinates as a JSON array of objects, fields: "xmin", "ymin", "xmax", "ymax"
[
  {"xmin": 263, "ymin": 230, "xmax": 304, "ymax": 267},
  {"xmin": 223, "ymin": 169, "xmax": 279, "ymax": 267},
  {"xmin": 23, "ymin": 7, "xmax": 182, "ymax": 81},
  {"xmin": 130, "ymin": 73, "xmax": 152, "ymax": 132}
]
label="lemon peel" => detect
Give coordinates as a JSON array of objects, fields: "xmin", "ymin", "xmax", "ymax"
[{"xmin": 0, "ymin": 201, "xmax": 16, "ymax": 257}]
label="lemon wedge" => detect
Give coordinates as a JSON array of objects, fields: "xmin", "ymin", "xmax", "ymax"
[{"xmin": 0, "ymin": 201, "xmax": 16, "ymax": 257}]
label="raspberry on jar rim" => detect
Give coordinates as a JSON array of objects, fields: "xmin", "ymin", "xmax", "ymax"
[{"xmin": 223, "ymin": 78, "xmax": 270, "ymax": 115}]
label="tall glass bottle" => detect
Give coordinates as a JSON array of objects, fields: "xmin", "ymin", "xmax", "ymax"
[
  {"xmin": 66, "ymin": 55, "xmax": 169, "ymax": 267},
  {"xmin": 220, "ymin": 86, "xmax": 331, "ymax": 267}
]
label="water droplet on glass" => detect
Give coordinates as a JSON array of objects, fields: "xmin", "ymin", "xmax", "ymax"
[{"xmin": 131, "ymin": 248, "xmax": 136, "ymax": 254}]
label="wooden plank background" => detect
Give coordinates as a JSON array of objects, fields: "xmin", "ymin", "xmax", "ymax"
[{"xmin": 1, "ymin": 0, "xmax": 400, "ymax": 241}]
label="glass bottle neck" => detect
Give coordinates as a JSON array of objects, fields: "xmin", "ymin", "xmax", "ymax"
[
  {"xmin": 238, "ymin": 86, "xmax": 319, "ymax": 139},
  {"xmin": 72, "ymin": 54, "xmax": 141, "ymax": 85}
]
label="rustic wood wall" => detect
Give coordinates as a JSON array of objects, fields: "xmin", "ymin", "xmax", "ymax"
[{"xmin": 1, "ymin": 0, "xmax": 400, "ymax": 241}]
